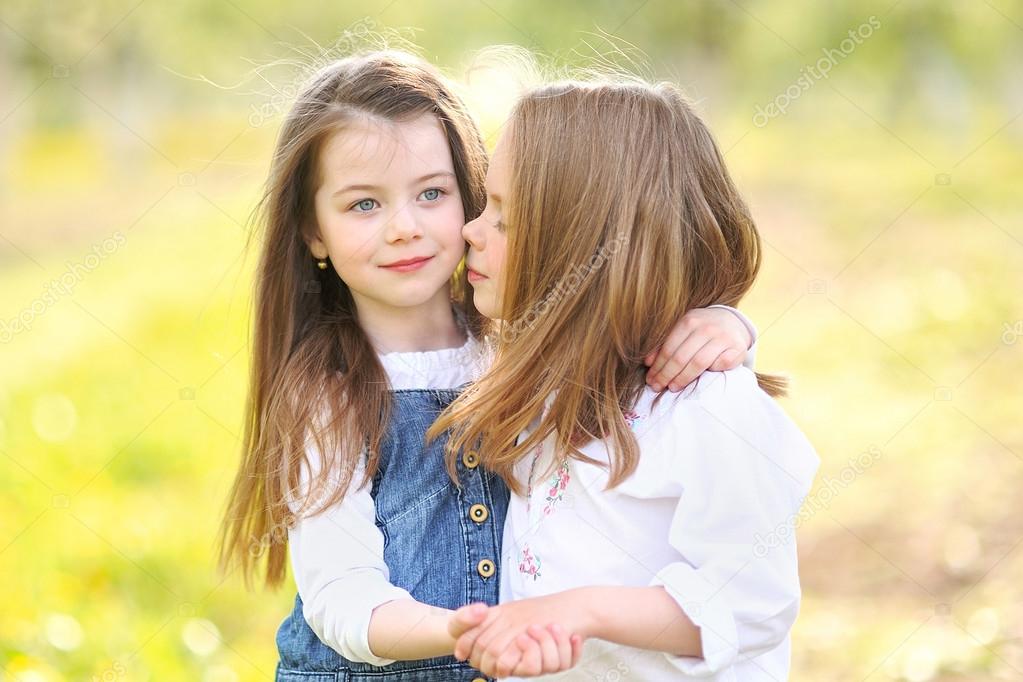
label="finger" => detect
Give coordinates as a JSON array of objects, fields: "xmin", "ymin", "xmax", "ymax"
[
  {"xmin": 709, "ymin": 346, "xmax": 743, "ymax": 371},
  {"xmin": 469, "ymin": 647, "xmax": 484, "ymax": 676},
  {"xmin": 530, "ymin": 624, "xmax": 562, "ymax": 673},
  {"xmin": 471, "ymin": 624, "xmax": 503, "ymax": 666},
  {"xmin": 648, "ymin": 333, "xmax": 707, "ymax": 390},
  {"xmin": 457, "ymin": 613, "xmax": 500, "ymax": 661},
  {"xmin": 455, "ymin": 626, "xmax": 484, "ymax": 661},
  {"xmin": 646, "ymin": 322, "xmax": 695, "ymax": 381},
  {"xmin": 570, "ymin": 634, "xmax": 585, "ymax": 666},
  {"xmin": 512, "ymin": 633, "xmax": 542, "ymax": 676},
  {"xmin": 468, "ymin": 619, "xmax": 500, "ymax": 663},
  {"xmin": 494, "ymin": 641, "xmax": 524, "ymax": 679},
  {"xmin": 469, "ymin": 640, "xmax": 485, "ymax": 674},
  {"xmin": 667, "ymin": 339, "xmax": 729, "ymax": 391},
  {"xmin": 522, "ymin": 624, "xmax": 556, "ymax": 673},
  {"xmin": 449, "ymin": 603, "xmax": 488, "ymax": 639},
  {"xmin": 478, "ymin": 629, "xmax": 518, "ymax": 677},
  {"xmin": 666, "ymin": 341, "xmax": 723, "ymax": 392},
  {"xmin": 647, "ymin": 314, "xmax": 702, "ymax": 375},
  {"xmin": 545, "ymin": 623, "xmax": 573, "ymax": 672}
]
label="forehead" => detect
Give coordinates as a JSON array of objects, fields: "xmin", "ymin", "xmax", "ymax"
[
  {"xmin": 486, "ymin": 131, "xmax": 511, "ymax": 190},
  {"xmin": 319, "ymin": 113, "xmax": 454, "ymax": 183}
]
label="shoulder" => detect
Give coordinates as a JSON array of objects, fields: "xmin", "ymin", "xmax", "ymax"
[
  {"xmin": 645, "ymin": 366, "xmax": 787, "ymax": 425},
  {"xmin": 675, "ymin": 366, "xmax": 759, "ymax": 403},
  {"xmin": 634, "ymin": 367, "xmax": 761, "ymax": 436},
  {"xmin": 634, "ymin": 368, "xmax": 818, "ymax": 499}
]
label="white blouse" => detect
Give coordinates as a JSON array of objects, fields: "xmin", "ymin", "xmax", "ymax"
[
  {"xmin": 501, "ymin": 368, "xmax": 819, "ymax": 681},
  {"xmin": 285, "ymin": 305, "xmax": 759, "ymax": 668}
]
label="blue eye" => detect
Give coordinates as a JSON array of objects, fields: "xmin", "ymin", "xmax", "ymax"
[
  {"xmin": 420, "ymin": 188, "xmax": 443, "ymax": 201},
  {"xmin": 352, "ymin": 199, "xmax": 377, "ymax": 212}
]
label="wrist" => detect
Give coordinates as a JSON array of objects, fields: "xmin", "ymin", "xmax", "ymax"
[
  {"xmin": 429, "ymin": 607, "xmax": 457, "ymax": 653},
  {"xmin": 566, "ymin": 587, "xmax": 604, "ymax": 639},
  {"xmin": 369, "ymin": 601, "xmax": 456, "ymax": 661}
]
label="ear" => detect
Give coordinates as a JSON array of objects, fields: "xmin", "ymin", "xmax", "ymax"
[
  {"xmin": 303, "ymin": 220, "xmax": 329, "ymax": 260},
  {"xmin": 307, "ymin": 234, "xmax": 329, "ymax": 260}
]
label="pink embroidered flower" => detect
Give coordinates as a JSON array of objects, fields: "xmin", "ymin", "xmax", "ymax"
[
  {"xmin": 542, "ymin": 461, "xmax": 571, "ymax": 515},
  {"xmin": 518, "ymin": 544, "xmax": 542, "ymax": 580},
  {"xmin": 623, "ymin": 409, "xmax": 644, "ymax": 430}
]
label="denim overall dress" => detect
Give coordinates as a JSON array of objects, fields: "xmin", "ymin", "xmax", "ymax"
[{"xmin": 275, "ymin": 386, "xmax": 510, "ymax": 681}]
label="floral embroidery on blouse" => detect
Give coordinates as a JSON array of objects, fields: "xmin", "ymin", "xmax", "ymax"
[
  {"xmin": 542, "ymin": 461, "xmax": 571, "ymax": 515},
  {"xmin": 518, "ymin": 543, "xmax": 542, "ymax": 580},
  {"xmin": 623, "ymin": 408, "xmax": 644, "ymax": 430}
]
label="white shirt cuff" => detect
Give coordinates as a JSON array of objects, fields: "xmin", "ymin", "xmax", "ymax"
[
  {"xmin": 303, "ymin": 576, "xmax": 413, "ymax": 666},
  {"xmin": 651, "ymin": 563, "xmax": 740, "ymax": 675}
]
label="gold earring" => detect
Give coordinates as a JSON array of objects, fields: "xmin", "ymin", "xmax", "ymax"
[{"xmin": 317, "ymin": 259, "xmax": 328, "ymax": 270}]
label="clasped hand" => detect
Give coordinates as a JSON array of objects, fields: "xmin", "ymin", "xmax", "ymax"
[{"xmin": 448, "ymin": 594, "xmax": 589, "ymax": 678}]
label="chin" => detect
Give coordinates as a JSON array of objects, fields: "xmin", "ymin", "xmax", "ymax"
[
  {"xmin": 472, "ymin": 292, "xmax": 499, "ymax": 320},
  {"xmin": 387, "ymin": 289, "xmax": 446, "ymax": 309},
  {"xmin": 391, "ymin": 274, "xmax": 458, "ymax": 306}
]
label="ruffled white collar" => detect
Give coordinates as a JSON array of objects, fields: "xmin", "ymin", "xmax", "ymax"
[{"xmin": 378, "ymin": 333, "xmax": 486, "ymax": 390}]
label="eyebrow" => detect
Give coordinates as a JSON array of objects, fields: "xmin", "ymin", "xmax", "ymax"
[{"xmin": 331, "ymin": 171, "xmax": 455, "ymax": 198}]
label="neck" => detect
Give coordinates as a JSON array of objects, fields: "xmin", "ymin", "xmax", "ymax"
[{"xmin": 352, "ymin": 285, "xmax": 466, "ymax": 354}]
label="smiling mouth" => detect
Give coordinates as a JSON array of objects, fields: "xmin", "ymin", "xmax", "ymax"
[
  {"xmin": 467, "ymin": 268, "xmax": 488, "ymax": 282},
  {"xmin": 379, "ymin": 256, "xmax": 434, "ymax": 272}
]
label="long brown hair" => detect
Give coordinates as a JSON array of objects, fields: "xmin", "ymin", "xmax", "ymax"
[
  {"xmin": 217, "ymin": 50, "xmax": 488, "ymax": 589},
  {"xmin": 432, "ymin": 79, "xmax": 785, "ymax": 495}
]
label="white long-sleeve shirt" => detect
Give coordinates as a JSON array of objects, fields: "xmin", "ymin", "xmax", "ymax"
[
  {"xmin": 286, "ymin": 306, "xmax": 759, "ymax": 666},
  {"xmin": 286, "ymin": 334, "xmax": 485, "ymax": 664},
  {"xmin": 501, "ymin": 367, "xmax": 819, "ymax": 681}
]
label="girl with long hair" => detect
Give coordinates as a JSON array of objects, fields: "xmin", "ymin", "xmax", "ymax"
[{"xmin": 442, "ymin": 78, "xmax": 819, "ymax": 680}]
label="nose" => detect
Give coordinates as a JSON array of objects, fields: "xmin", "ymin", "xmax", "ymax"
[
  {"xmin": 462, "ymin": 215, "xmax": 484, "ymax": 250},
  {"xmin": 384, "ymin": 201, "xmax": 423, "ymax": 242}
]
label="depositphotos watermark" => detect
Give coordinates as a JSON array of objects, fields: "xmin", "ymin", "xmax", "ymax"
[
  {"xmin": 248, "ymin": 17, "xmax": 379, "ymax": 128},
  {"xmin": 753, "ymin": 15, "xmax": 881, "ymax": 128},
  {"xmin": 499, "ymin": 233, "xmax": 630, "ymax": 344},
  {"xmin": 1002, "ymin": 320, "xmax": 1022, "ymax": 345},
  {"xmin": 1, "ymin": 231, "xmax": 127, "ymax": 343},
  {"xmin": 752, "ymin": 444, "xmax": 883, "ymax": 558}
]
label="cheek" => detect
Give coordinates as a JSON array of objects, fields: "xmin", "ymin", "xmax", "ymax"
[
  {"xmin": 434, "ymin": 201, "xmax": 469, "ymax": 248},
  {"xmin": 318, "ymin": 214, "xmax": 378, "ymax": 266},
  {"xmin": 489, "ymin": 234, "xmax": 508, "ymax": 275}
]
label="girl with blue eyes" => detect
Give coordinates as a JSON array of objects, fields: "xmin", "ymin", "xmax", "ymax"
[{"xmin": 216, "ymin": 50, "xmax": 758, "ymax": 681}]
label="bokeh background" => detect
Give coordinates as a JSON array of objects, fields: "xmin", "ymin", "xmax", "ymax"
[{"xmin": 2, "ymin": 1, "xmax": 1021, "ymax": 680}]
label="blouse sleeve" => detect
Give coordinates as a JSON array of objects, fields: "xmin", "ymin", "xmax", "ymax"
[
  {"xmin": 287, "ymin": 439, "xmax": 413, "ymax": 666},
  {"xmin": 650, "ymin": 369, "xmax": 818, "ymax": 674}
]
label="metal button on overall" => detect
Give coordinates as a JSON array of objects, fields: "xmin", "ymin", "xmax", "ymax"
[
  {"xmin": 469, "ymin": 503, "xmax": 489, "ymax": 524},
  {"xmin": 462, "ymin": 450, "xmax": 480, "ymax": 469},
  {"xmin": 477, "ymin": 558, "xmax": 495, "ymax": 578}
]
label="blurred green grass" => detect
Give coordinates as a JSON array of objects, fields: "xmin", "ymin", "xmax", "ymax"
[{"xmin": 2, "ymin": 1, "xmax": 1023, "ymax": 680}]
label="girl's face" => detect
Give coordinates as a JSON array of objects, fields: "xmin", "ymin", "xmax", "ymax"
[
  {"xmin": 308, "ymin": 114, "xmax": 466, "ymax": 316},
  {"xmin": 462, "ymin": 132, "xmax": 510, "ymax": 319}
]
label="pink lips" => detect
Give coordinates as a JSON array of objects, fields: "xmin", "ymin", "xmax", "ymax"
[
  {"xmin": 467, "ymin": 267, "xmax": 488, "ymax": 283},
  {"xmin": 379, "ymin": 256, "xmax": 433, "ymax": 273}
]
